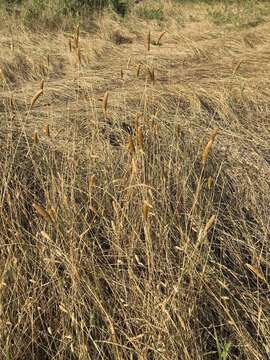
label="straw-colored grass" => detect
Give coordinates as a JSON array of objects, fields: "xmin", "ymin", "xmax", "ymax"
[{"xmin": 0, "ymin": 1, "xmax": 269, "ymax": 359}]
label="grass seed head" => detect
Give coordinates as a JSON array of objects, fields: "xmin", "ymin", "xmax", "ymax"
[
  {"xmin": 143, "ymin": 200, "xmax": 152, "ymax": 223},
  {"xmin": 202, "ymin": 129, "xmax": 218, "ymax": 165},
  {"xmin": 127, "ymin": 135, "xmax": 135, "ymax": 155},
  {"xmin": 204, "ymin": 215, "xmax": 216, "ymax": 234},
  {"xmin": 207, "ymin": 176, "xmax": 213, "ymax": 189},
  {"xmin": 40, "ymin": 79, "xmax": 44, "ymax": 91},
  {"xmin": 32, "ymin": 203, "xmax": 52, "ymax": 222},
  {"xmin": 77, "ymin": 47, "xmax": 82, "ymax": 65},
  {"xmin": 147, "ymin": 67, "xmax": 155, "ymax": 84},
  {"xmin": 89, "ymin": 175, "xmax": 97, "ymax": 190},
  {"xmin": 147, "ymin": 30, "xmax": 151, "ymax": 51},
  {"xmin": 136, "ymin": 64, "xmax": 141, "ymax": 78},
  {"xmin": 43, "ymin": 124, "xmax": 50, "ymax": 137},
  {"xmin": 69, "ymin": 38, "xmax": 72, "ymax": 52},
  {"xmin": 136, "ymin": 126, "xmax": 144, "ymax": 151},
  {"xmin": 32, "ymin": 131, "xmax": 39, "ymax": 144},
  {"xmin": 245, "ymin": 263, "xmax": 266, "ymax": 282},
  {"xmin": 103, "ymin": 91, "xmax": 109, "ymax": 115},
  {"xmin": 75, "ymin": 24, "xmax": 80, "ymax": 49},
  {"xmin": 30, "ymin": 89, "xmax": 43, "ymax": 110},
  {"xmin": 47, "ymin": 207, "xmax": 56, "ymax": 223}
]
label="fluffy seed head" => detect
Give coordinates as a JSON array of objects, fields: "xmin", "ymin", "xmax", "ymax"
[
  {"xmin": 32, "ymin": 203, "xmax": 52, "ymax": 222},
  {"xmin": 204, "ymin": 215, "xmax": 216, "ymax": 234},
  {"xmin": 143, "ymin": 200, "xmax": 152, "ymax": 223},
  {"xmin": 202, "ymin": 128, "xmax": 218, "ymax": 165},
  {"xmin": 89, "ymin": 175, "xmax": 97, "ymax": 190},
  {"xmin": 127, "ymin": 135, "xmax": 135, "ymax": 155},
  {"xmin": 30, "ymin": 89, "xmax": 43, "ymax": 110}
]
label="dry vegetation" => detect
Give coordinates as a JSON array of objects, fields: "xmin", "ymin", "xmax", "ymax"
[{"xmin": 0, "ymin": 1, "xmax": 270, "ymax": 359}]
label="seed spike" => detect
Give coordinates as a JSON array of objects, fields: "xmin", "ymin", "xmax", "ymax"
[
  {"xmin": 89, "ymin": 175, "xmax": 97, "ymax": 191},
  {"xmin": 136, "ymin": 126, "xmax": 144, "ymax": 151},
  {"xmin": 147, "ymin": 30, "xmax": 151, "ymax": 51},
  {"xmin": 103, "ymin": 91, "xmax": 109, "ymax": 116},
  {"xmin": 43, "ymin": 124, "xmax": 50, "ymax": 137},
  {"xmin": 32, "ymin": 203, "xmax": 52, "ymax": 222},
  {"xmin": 32, "ymin": 131, "xmax": 39, "ymax": 144},
  {"xmin": 69, "ymin": 38, "xmax": 72, "ymax": 52},
  {"xmin": 75, "ymin": 24, "xmax": 80, "ymax": 49},
  {"xmin": 30, "ymin": 89, "xmax": 43, "ymax": 110},
  {"xmin": 204, "ymin": 215, "xmax": 216, "ymax": 234},
  {"xmin": 143, "ymin": 200, "xmax": 152, "ymax": 223},
  {"xmin": 136, "ymin": 64, "xmax": 141, "ymax": 78},
  {"xmin": 40, "ymin": 79, "xmax": 44, "ymax": 91},
  {"xmin": 77, "ymin": 47, "xmax": 82, "ymax": 65},
  {"xmin": 207, "ymin": 176, "xmax": 213, "ymax": 189},
  {"xmin": 147, "ymin": 67, "xmax": 155, "ymax": 84},
  {"xmin": 202, "ymin": 128, "xmax": 218, "ymax": 166},
  {"xmin": 127, "ymin": 135, "xmax": 135, "ymax": 155},
  {"xmin": 245, "ymin": 263, "xmax": 266, "ymax": 282}
]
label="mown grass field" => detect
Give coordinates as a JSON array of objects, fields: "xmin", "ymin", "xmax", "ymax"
[{"xmin": 0, "ymin": 1, "xmax": 269, "ymax": 359}]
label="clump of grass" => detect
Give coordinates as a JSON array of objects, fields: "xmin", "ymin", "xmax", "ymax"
[
  {"xmin": 208, "ymin": 1, "xmax": 269, "ymax": 28},
  {"xmin": 136, "ymin": 4, "xmax": 164, "ymax": 21}
]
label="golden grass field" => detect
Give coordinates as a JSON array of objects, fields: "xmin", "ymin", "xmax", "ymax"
[{"xmin": 0, "ymin": 1, "xmax": 270, "ymax": 359}]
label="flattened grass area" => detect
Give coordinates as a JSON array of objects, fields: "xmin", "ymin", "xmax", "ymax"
[{"xmin": 0, "ymin": 1, "xmax": 269, "ymax": 359}]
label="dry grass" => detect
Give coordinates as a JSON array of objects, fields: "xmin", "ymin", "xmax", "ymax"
[{"xmin": 0, "ymin": 1, "xmax": 269, "ymax": 359}]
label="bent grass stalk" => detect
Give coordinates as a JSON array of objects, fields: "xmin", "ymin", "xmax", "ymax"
[
  {"xmin": 103, "ymin": 91, "xmax": 109, "ymax": 116},
  {"xmin": 157, "ymin": 31, "xmax": 166, "ymax": 46},
  {"xmin": 190, "ymin": 129, "xmax": 219, "ymax": 220}
]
